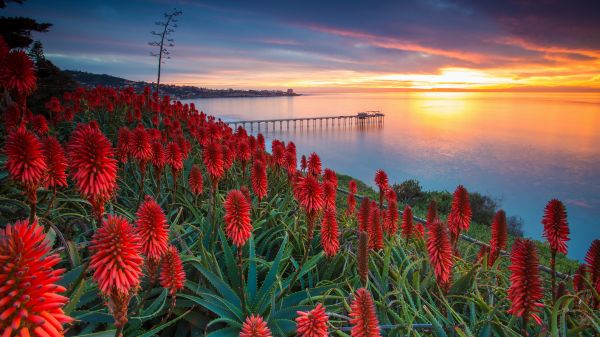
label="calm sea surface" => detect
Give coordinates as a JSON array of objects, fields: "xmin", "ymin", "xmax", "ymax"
[{"xmin": 186, "ymin": 92, "xmax": 600, "ymax": 260}]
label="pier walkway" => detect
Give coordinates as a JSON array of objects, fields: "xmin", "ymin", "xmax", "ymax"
[{"xmin": 224, "ymin": 111, "xmax": 384, "ymax": 132}]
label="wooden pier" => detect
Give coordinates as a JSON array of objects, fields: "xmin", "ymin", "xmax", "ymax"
[{"xmin": 224, "ymin": 111, "xmax": 384, "ymax": 132}]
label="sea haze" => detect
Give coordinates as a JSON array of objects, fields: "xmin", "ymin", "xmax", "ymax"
[{"xmin": 186, "ymin": 91, "xmax": 600, "ymax": 260}]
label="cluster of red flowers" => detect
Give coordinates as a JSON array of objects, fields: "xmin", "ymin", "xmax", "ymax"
[
  {"xmin": 0, "ymin": 220, "xmax": 73, "ymax": 337},
  {"xmin": 507, "ymin": 239, "xmax": 544, "ymax": 326}
]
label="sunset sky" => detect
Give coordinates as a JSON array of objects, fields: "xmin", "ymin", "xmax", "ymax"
[{"xmin": 6, "ymin": 0, "xmax": 600, "ymax": 91}]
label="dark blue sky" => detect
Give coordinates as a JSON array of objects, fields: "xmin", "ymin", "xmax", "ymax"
[{"xmin": 5, "ymin": 0, "xmax": 600, "ymax": 90}]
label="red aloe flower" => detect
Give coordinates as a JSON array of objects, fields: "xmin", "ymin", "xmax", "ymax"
[
  {"xmin": 573, "ymin": 264, "xmax": 587, "ymax": 293},
  {"xmin": 401, "ymin": 205, "xmax": 413, "ymax": 241},
  {"xmin": 322, "ymin": 181, "xmax": 337, "ymax": 210},
  {"xmin": 224, "ymin": 190, "xmax": 252, "ymax": 247},
  {"xmin": 542, "ymin": 199, "xmax": 570, "ymax": 255},
  {"xmin": 29, "ymin": 114, "xmax": 49, "ymax": 135},
  {"xmin": 188, "ymin": 164, "xmax": 204, "ymax": 196},
  {"xmin": 0, "ymin": 50, "xmax": 37, "ymax": 97},
  {"xmin": 426, "ymin": 200, "xmax": 438, "ymax": 226},
  {"xmin": 384, "ymin": 198, "xmax": 398, "ymax": 236},
  {"xmin": 295, "ymin": 175, "xmax": 324, "ymax": 240},
  {"xmin": 116, "ymin": 127, "xmax": 132, "ymax": 163},
  {"xmin": 203, "ymin": 141, "xmax": 225, "ymax": 188},
  {"xmin": 68, "ymin": 123, "xmax": 117, "ymax": 218},
  {"xmin": 301, "ymin": 155, "xmax": 307, "ymax": 172},
  {"xmin": 415, "ymin": 223, "xmax": 425, "ymax": 238},
  {"xmin": 130, "ymin": 125, "xmax": 152, "ymax": 171},
  {"xmin": 42, "ymin": 135, "xmax": 68, "ymax": 188},
  {"xmin": 251, "ymin": 160, "xmax": 268, "ymax": 201},
  {"xmin": 151, "ymin": 141, "xmax": 166, "ymax": 173},
  {"xmin": 295, "ymin": 175, "xmax": 324, "ymax": 214},
  {"xmin": 507, "ymin": 239, "xmax": 544, "ymax": 327},
  {"xmin": 296, "ymin": 303, "xmax": 329, "ymax": 337},
  {"xmin": 323, "ymin": 168, "xmax": 338, "ymax": 187},
  {"xmin": 448, "ymin": 185, "xmax": 471, "ymax": 248},
  {"xmin": 489, "ymin": 210, "xmax": 507, "ymax": 266},
  {"xmin": 4, "ymin": 126, "xmax": 47, "ymax": 189},
  {"xmin": 542, "ymin": 199, "xmax": 570, "ymax": 300},
  {"xmin": 349, "ymin": 288, "xmax": 381, "ymax": 337},
  {"xmin": 427, "ymin": 219, "xmax": 453, "ymax": 291},
  {"xmin": 349, "ymin": 180, "xmax": 358, "ymax": 194},
  {"xmin": 357, "ymin": 197, "xmax": 371, "ymax": 232},
  {"xmin": 166, "ymin": 141, "xmax": 183, "ymax": 176},
  {"xmin": 89, "ymin": 215, "xmax": 144, "ymax": 328},
  {"xmin": 0, "ymin": 219, "xmax": 73, "ymax": 337},
  {"xmin": 240, "ymin": 315, "xmax": 272, "ymax": 337},
  {"xmin": 135, "ymin": 196, "xmax": 169, "ymax": 261},
  {"xmin": 368, "ymin": 202, "xmax": 383, "ymax": 251},
  {"xmin": 374, "ymin": 169, "xmax": 388, "ymax": 207},
  {"xmin": 159, "ymin": 246, "xmax": 186, "ymax": 296},
  {"xmin": 271, "ymin": 140, "xmax": 286, "ymax": 168},
  {"xmin": 285, "ymin": 142, "xmax": 297, "ymax": 176},
  {"xmin": 320, "ymin": 208, "xmax": 339, "ymax": 257},
  {"xmin": 584, "ymin": 240, "xmax": 600, "ymax": 299},
  {"xmin": 357, "ymin": 231, "xmax": 369, "ymax": 286},
  {"xmin": 347, "ymin": 193, "xmax": 357, "ymax": 217},
  {"xmin": 307, "ymin": 152, "xmax": 322, "ymax": 177}
]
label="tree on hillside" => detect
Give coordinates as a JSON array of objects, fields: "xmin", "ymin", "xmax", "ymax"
[
  {"xmin": 149, "ymin": 8, "xmax": 182, "ymax": 95},
  {"xmin": 1, "ymin": 0, "xmax": 52, "ymax": 49}
]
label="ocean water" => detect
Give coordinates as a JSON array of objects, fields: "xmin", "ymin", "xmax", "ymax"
[{"xmin": 186, "ymin": 92, "xmax": 600, "ymax": 260}]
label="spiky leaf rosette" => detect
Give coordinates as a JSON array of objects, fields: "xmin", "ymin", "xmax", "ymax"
[
  {"xmin": 541, "ymin": 199, "xmax": 570, "ymax": 255},
  {"xmin": 490, "ymin": 209, "xmax": 507, "ymax": 266},
  {"xmin": 507, "ymin": 239, "xmax": 544, "ymax": 326},
  {"xmin": 188, "ymin": 164, "xmax": 204, "ymax": 196},
  {"xmin": 307, "ymin": 152, "xmax": 322, "ymax": 177},
  {"xmin": 320, "ymin": 208, "xmax": 339, "ymax": 257},
  {"xmin": 357, "ymin": 231, "xmax": 369, "ymax": 286},
  {"xmin": 585, "ymin": 240, "xmax": 600, "ymax": 299},
  {"xmin": 367, "ymin": 203, "xmax": 383, "ymax": 251},
  {"xmin": 0, "ymin": 51, "xmax": 37, "ymax": 96},
  {"xmin": 135, "ymin": 196, "xmax": 169, "ymax": 262},
  {"xmin": 68, "ymin": 123, "xmax": 117, "ymax": 217},
  {"xmin": 251, "ymin": 160, "xmax": 268, "ymax": 201},
  {"xmin": 4, "ymin": 126, "xmax": 47, "ymax": 191},
  {"xmin": 240, "ymin": 315, "xmax": 272, "ymax": 337},
  {"xmin": 159, "ymin": 246, "xmax": 186, "ymax": 296},
  {"xmin": 89, "ymin": 215, "xmax": 143, "ymax": 328},
  {"xmin": 296, "ymin": 303, "xmax": 329, "ymax": 337},
  {"xmin": 203, "ymin": 141, "xmax": 225, "ymax": 186},
  {"xmin": 224, "ymin": 190, "xmax": 252, "ymax": 247},
  {"xmin": 427, "ymin": 219, "xmax": 453, "ymax": 291},
  {"xmin": 42, "ymin": 136, "xmax": 68, "ymax": 188},
  {"xmin": 349, "ymin": 288, "xmax": 381, "ymax": 337},
  {"xmin": 0, "ymin": 219, "xmax": 72, "ymax": 337},
  {"xmin": 448, "ymin": 185, "xmax": 471, "ymax": 245}
]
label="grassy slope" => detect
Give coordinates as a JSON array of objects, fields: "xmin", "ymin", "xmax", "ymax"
[{"xmin": 336, "ymin": 173, "xmax": 580, "ymax": 274}]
